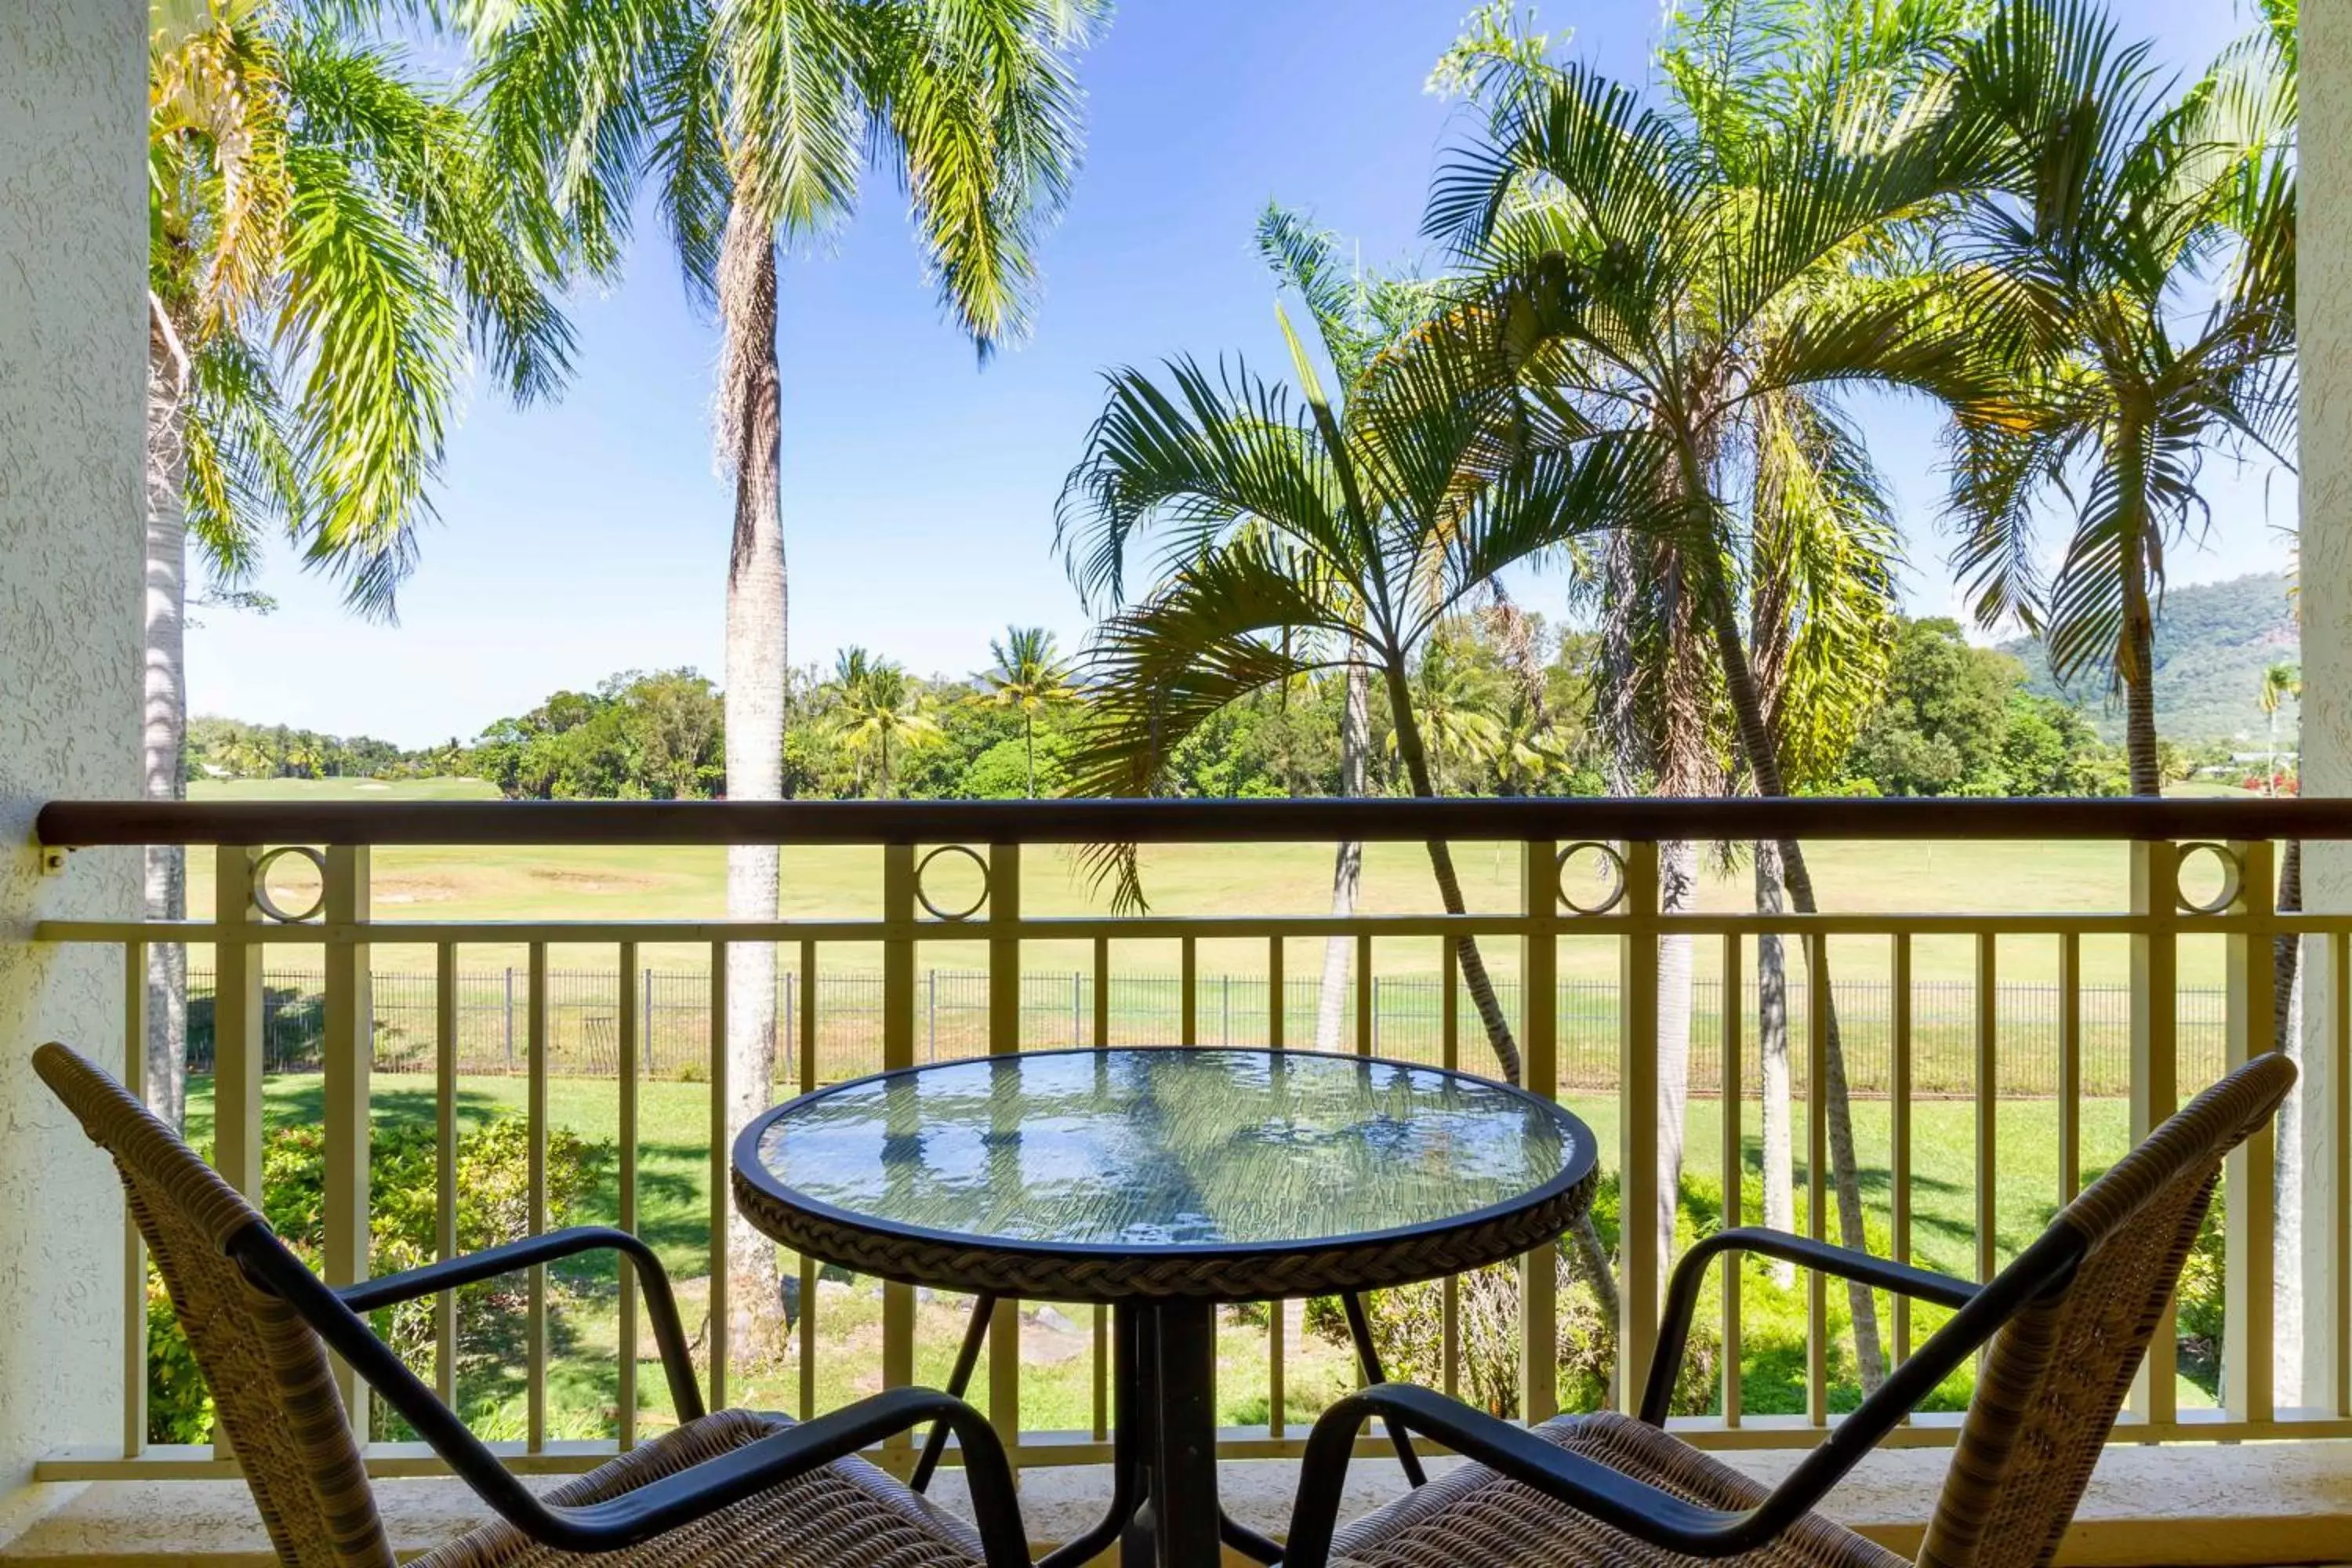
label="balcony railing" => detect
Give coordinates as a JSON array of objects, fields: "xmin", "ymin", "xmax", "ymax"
[{"xmin": 24, "ymin": 795, "xmax": 2352, "ymax": 1483}]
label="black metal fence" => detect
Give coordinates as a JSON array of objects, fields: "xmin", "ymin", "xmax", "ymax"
[{"xmin": 185, "ymin": 966, "xmax": 2227, "ymax": 1098}]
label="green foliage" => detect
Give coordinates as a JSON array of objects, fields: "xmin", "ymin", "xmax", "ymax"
[
  {"xmin": 148, "ymin": 1112, "xmax": 610, "ymax": 1443},
  {"xmin": 1842, "ymin": 619, "xmax": 2127, "ymax": 797},
  {"xmin": 470, "ymin": 670, "xmax": 723, "ymax": 800},
  {"xmin": 187, "ymin": 715, "xmax": 435, "ymax": 782}
]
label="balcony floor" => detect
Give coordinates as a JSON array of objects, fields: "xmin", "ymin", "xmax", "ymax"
[{"xmin": 4, "ymin": 1439, "xmax": 2350, "ymax": 1567}]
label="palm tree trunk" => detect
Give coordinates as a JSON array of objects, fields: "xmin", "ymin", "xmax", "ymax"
[
  {"xmin": 2118, "ymin": 453, "xmax": 2162, "ymax": 798},
  {"xmin": 1317, "ymin": 657, "xmax": 1369, "ymax": 1052},
  {"xmin": 718, "ymin": 201, "xmax": 785, "ymax": 1363},
  {"xmin": 1704, "ymin": 587, "xmax": 1888, "ymax": 1391},
  {"xmin": 1383, "ymin": 652, "xmax": 1617, "ymax": 1323},
  {"xmin": 144, "ymin": 326, "xmax": 191, "ymax": 1131},
  {"xmin": 1756, "ymin": 843, "xmax": 1795, "ymax": 1283}
]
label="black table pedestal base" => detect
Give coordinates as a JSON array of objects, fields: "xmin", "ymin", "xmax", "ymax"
[{"xmin": 1037, "ymin": 1304, "xmax": 1279, "ymax": 1568}]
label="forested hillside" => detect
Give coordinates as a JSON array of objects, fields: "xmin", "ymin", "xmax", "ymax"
[{"xmin": 2001, "ymin": 572, "xmax": 2298, "ymax": 747}]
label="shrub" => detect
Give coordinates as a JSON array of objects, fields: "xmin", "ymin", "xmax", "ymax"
[{"xmin": 150, "ymin": 1112, "xmax": 611, "ymax": 1443}]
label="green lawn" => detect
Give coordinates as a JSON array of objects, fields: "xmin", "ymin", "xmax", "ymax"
[
  {"xmin": 183, "ymin": 1069, "xmax": 2217, "ymax": 1444},
  {"xmin": 184, "ymin": 776, "xmax": 2238, "ymax": 990}
]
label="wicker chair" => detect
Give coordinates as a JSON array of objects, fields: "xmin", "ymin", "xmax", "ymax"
[
  {"xmin": 1283, "ymin": 1051, "xmax": 2298, "ymax": 1568},
  {"xmin": 32, "ymin": 1042, "xmax": 1029, "ymax": 1568}
]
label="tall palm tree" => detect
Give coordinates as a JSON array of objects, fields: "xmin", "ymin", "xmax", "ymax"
[
  {"xmin": 1252, "ymin": 206, "xmax": 1438, "ymax": 1053},
  {"xmin": 832, "ymin": 655, "xmax": 941, "ymax": 799},
  {"xmin": 2261, "ymin": 659, "xmax": 2299, "ymax": 797},
  {"xmin": 1428, "ymin": 0, "xmax": 1961, "ymax": 1381},
  {"xmin": 973, "ymin": 626, "xmax": 1076, "ymax": 796},
  {"xmin": 478, "ymin": 0, "xmax": 1099, "ymax": 1351},
  {"xmin": 1941, "ymin": 0, "xmax": 2296, "ymax": 797},
  {"xmin": 144, "ymin": 0, "xmax": 574, "ymax": 1127}
]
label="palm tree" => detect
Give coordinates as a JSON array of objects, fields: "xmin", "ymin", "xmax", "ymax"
[
  {"xmin": 973, "ymin": 626, "xmax": 1076, "ymax": 796},
  {"xmin": 2262, "ymin": 660, "xmax": 2299, "ymax": 796},
  {"xmin": 1059, "ymin": 288, "xmax": 1664, "ymax": 1091},
  {"xmin": 1253, "ymin": 206, "xmax": 1437, "ymax": 1054},
  {"xmin": 478, "ymin": 0, "xmax": 1098, "ymax": 1353},
  {"xmin": 832, "ymin": 655, "xmax": 942, "ymax": 799},
  {"xmin": 144, "ymin": 0, "xmax": 573, "ymax": 1127},
  {"xmin": 1941, "ymin": 0, "xmax": 2296, "ymax": 797},
  {"xmin": 1428, "ymin": 0, "xmax": 1958, "ymax": 1381}
]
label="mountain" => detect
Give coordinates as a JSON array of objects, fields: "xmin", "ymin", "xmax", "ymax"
[{"xmin": 1998, "ymin": 571, "xmax": 2299, "ymax": 748}]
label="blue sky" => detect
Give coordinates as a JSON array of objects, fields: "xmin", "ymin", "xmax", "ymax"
[{"xmin": 187, "ymin": 0, "xmax": 2294, "ymax": 750}]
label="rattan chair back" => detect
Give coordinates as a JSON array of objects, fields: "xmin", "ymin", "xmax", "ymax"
[
  {"xmin": 1918, "ymin": 1051, "xmax": 2296, "ymax": 1568},
  {"xmin": 35, "ymin": 1043, "xmax": 394, "ymax": 1568}
]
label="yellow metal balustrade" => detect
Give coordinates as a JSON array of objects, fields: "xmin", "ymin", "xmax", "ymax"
[{"xmin": 25, "ymin": 797, "xmax": 2352, "ymax": 1481}]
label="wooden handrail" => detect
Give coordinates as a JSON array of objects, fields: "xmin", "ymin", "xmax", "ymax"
[{"xmin": 34, "ymin": 794, "xmax": 2352, "ymax": 847}]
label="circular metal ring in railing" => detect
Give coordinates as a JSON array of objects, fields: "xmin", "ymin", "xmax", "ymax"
[
  {"xmin": 2174, "ymin": 840, "xmax": 2244, "ymax": 917},
  {"xmin": 1555, "ymin": 840, "xmax": 1628, "ymax": 918},
  {"xmin": 915, "ymin": 844, "xmax": 991, "ymax": 923},
  {"xmin": 251, "ymin": 844, "xmax": 328, "ymax": 924}
]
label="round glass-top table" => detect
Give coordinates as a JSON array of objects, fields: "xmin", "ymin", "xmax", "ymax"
[{"xmin": 731, "ymin": 1048, "xmax": 1598, "ymax": 1568}]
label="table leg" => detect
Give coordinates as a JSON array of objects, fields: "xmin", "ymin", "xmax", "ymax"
[{"xmin": 1145, "ymin": 1301, "xmax": 1222, "ymax": 1568}]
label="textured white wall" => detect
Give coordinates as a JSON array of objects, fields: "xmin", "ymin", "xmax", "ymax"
[
  {"xmin": 2301, "ymin": 0, "xmax": 2350, "ymax": 1414},
  {"xmin": 0, "ymin": 0, "xmax": 146, "ymax": 1512}
]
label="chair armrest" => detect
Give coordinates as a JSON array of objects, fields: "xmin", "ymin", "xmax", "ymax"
[
  {"xmin": 336, "ymin": 1225, "xmax": 704, "ymax": 1424},
  {"xmin": 232, "ymin": 1231, "xmax": 1029, "ymax": 1566},
  {"xmin": 1281, "ymin": 1385, "xmax": 1759, "ymax": 1568},
  {"xmin": 538, "ymin": 1387, "xmax": 1031, "ymax": 1565},
  {"xmin": 1642, "ymin": 1228, "xmax": 1978, "ymax": 1423}
]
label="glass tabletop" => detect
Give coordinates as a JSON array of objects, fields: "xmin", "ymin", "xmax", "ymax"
[{"xmin": 741, "ymin": 1047, "xmax": 1594, "ymax": 1255}]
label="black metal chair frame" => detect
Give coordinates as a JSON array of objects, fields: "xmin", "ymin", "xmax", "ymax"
[
  {"xmin": 1281, "ymin": 1225, "xmax": 2085, "ymax": 1567},
  {"xmin": 230, "ymin": 1221, "xmax": 1033, "ymax": 1565}
]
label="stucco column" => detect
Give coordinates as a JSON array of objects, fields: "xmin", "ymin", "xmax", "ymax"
[
  {"xmin": 0, "ymin": 0, "xmax": 147, "ymax": 1519},
  {"xmin": 2299, "ymin": 0, "xmax": 2350, "ymax": 1414}
]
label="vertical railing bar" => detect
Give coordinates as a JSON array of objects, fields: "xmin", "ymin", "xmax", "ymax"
[
  {"xmin": 2223, "ymin": 839, "xmax": 2276, "ymax": 1425},
  {"xmin": 1268, "ymin": 934, "xmax": 1287, "ymax": 1436},
  {"xmin": 1268, "ymin": 938, "xmax": 1285, "ymax": 1050},
  {"xmin": 527, "ymin": 940, "xmax": 548, "ymax": 1452},
  {"xmin": 1093, "ymin": 937, "xmax": 1110, "ymax": 1049},
  {"xmin": 1443, "ymin": 935, "xmax": 1461, "ymax": 1402},
  {"xmin": 1356, "ymin": 931, "xmax": 1374, "ymax": 1057},
  {"xmin": 617, "ymin": 942, "xmax": 640, "ymax": 1450},
  {"xmin": 1181, "ymin": 936, "xmax": 1198, "ymax": 1046},
  {"xmin": 880, "ymin": 847, "xmax": 916, "ymax": 1459},
  {"xmin": 707, "ymin": 941, "xmax": 730, "ymax": 1414},
  {"xmin": 1442, "ymin": 938, "xmax": 1460, "ymax": 1073},
  {"xmin": 1891, "ymin": 935, "xmax": 1914, "ymax": 1387},
  {"xmin": 434, "ymin": 942, "xmax": 458, "ymax": 1410},
  {"xmin": 2059, "ymin": 932, "xmax": 2082, "ymax": 1203},
  {"xmin": 2336, "ymin": 930, "xmax": 2351, "ymax": 1418},
  {"xmin": 987, "ymin": 844, "xmax": 1023, "ymax": 1465},
  {"xmin": 122, "ymin": 939, "xmax": 147, "ymax": 1459},
  {"xmin": 799, "ymin": 940, "xmax": 818, "ymax": 1421},
  {"xmin": 1975, "ymin": 933, "xmax": 1997, "ymax": 1286},
  {"xmin": 1719, "ymin": 931, "xmax": 1742, "ymax": 1428},
  {"xmin": 1092, "ymin": 1303, "xmax": 1109, "ymax": 1442},
  {"xmin": 1604, "ymin": 838, "xmax": 1645, "ymax": 1417},
  {"xmin": 2130, "ymin": 840, "xmax": 2180, "ymax": 1424},
  {"xmin": 1805, "ymin": 929, "xmax": 1828, "ymax": 1429}
]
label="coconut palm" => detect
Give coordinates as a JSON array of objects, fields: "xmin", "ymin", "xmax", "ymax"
[
  {"xmin": 832, "ymin": 655, "xmax": 942, "ymax": 799},
  {"xmin": 477, "ymin": 0, "xmax": 1098, "ymax": 1351},
  {"xmin": 1941, "ymin": 0, "xmax": 2296, "ymax": 797},
  {"xmin": 972, "ymin": 626, "xmax": 1076, "ymax": 796},
  {"xmin": 143, "ymin": 0, "xmax": 574, "ymax": 1127},
  {"xmin": 1428, "ymin": 0, "xmax": 1954, "ymax": 1381}
]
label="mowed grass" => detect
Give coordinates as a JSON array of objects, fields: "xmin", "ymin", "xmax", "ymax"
[
  {"xmin": 185, "ymin": 1070, "xmax": 2214, "ymax": 1442},
  {"xmin": 183, "ymin": 778, "xmax": 2235, "ymax": 988}
]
